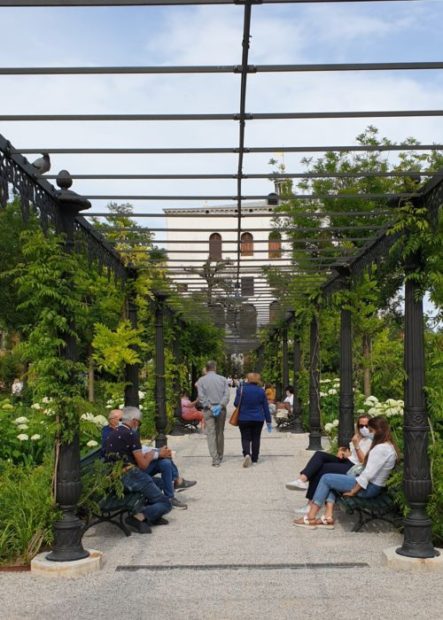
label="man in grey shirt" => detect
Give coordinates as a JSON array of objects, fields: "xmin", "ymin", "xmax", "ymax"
[{"xmin": 196, "ymin": 361, "xmax": 230, "ymax": 467}]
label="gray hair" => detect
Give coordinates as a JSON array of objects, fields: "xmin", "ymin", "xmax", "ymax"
[
  {"xmin": 206, "ymin": 360, "xmax": 217, "ymax": 371},
  {"xmin": 121, "ymin": 406, "xmax": 142, "ymax": 422}
]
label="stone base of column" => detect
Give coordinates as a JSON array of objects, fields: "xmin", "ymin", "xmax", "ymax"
[
  {"xmin": 382, "ymin": 546, "xmax": 442, "ymax": 571},
  {"xmin": 306, "ymin": 431, "xmax": 322, "ymax": 451},
  {"xmin": 31, "ymin": 549, "xmax": 103, "ymax": 577}
]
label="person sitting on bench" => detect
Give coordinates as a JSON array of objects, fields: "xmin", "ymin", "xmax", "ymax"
[
  {"xmin": 293, "ymin": 416, "xmax": 399, "ymax": 529},
  {"xmin": 101, "ymin": 409, "xmax": 123, "ymax": 455},
  {"xmin": 276, "ymin": 386, "xmax": 294, "ymax": 413},
  {"xmin": 286, "ymin": 414, "xmax": 372, "ymax": 513},
  {"xmin": 181, "ymin": 391, "xmax": 205, "ymax": 430},
  {"xmin": 104, "ymin": 406, "xmax": 172, "ymax": 533}
]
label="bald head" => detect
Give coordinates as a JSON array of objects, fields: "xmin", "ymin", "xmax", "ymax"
[{"xmin": 108, "ymin": 409, "xmax": 122, "ymax": 428}]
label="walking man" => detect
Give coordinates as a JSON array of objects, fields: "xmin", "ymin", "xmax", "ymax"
[{"xmin": 196, "ymin": 360, "xmax": 230, "ymax": 467}]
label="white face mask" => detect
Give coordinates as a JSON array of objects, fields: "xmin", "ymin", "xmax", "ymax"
[{"xmin": 360, "ymin": 426, "xmax": 372, "ymax": 438}]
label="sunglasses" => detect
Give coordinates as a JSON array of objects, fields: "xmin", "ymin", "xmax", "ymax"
[{"xmin": 358, "ymin": 424, "xmax": 369, "ymax": 429}]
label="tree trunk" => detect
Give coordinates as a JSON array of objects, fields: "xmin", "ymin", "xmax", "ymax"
[{"xmin": 362, "ymin": 333, "xmax": 371, "ymax": 397}]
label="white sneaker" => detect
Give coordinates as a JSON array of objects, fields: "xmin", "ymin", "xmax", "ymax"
[
  {"xmin": 243, "ymin": 454, "xmax": 252, "ymax": 468},
  {"xmin": 294, "ymin": 505, "xmax": 310, "ymax": 514},
  {"xmin": 286, "ymin": 478, "xmax": 309, "ymax": 491}
]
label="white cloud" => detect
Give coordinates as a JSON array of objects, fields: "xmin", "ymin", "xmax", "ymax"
[{"xmin": 1, "ymin": 1, "xmax": 443, "ymax": 233}]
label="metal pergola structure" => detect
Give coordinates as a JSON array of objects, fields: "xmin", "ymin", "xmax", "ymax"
[{"xmin": 0, "ymin": 0, "xmax": 441, "ymax": 563}]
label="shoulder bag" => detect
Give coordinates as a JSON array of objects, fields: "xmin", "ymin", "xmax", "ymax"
[{"xmin": 229, "ymin": 386, "xmax": 243, "ymax": 426}]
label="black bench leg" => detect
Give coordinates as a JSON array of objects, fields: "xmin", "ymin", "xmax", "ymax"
[
  {"xmin": 119, "ymin": 511, "xmax": 132, "ymax": 537},
  {"xmin": 352, "ymin": 510, "xmax": 366, "ymax": 532}
]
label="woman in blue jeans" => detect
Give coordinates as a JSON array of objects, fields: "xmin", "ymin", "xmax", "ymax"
[{"xmin": 293, "ymin": 416, "xmax": 399, "ymax": 529}]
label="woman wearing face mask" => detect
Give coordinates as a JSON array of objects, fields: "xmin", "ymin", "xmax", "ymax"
[
  {"xmin": 286, "ymin": 415, "xmax": 372, "ymax": 513},
  {"xmin": 293, "ymin": 415, "xmax": 399, "ymax": 529}
]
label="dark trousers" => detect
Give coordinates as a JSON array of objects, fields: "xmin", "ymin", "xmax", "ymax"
[
  {"xmin": 301, "ymin": 451, "xmax": 353, "ymax": 500},
  {"xmin": 239, "ymin": 421, "xmax": 264, "ymax": 462}
]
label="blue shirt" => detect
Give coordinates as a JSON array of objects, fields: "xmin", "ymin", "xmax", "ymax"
[{"xmin": 234, "ymin": 384, "xmax": 271, "ymax": 424}]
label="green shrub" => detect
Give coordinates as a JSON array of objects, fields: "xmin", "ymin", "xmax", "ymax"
[{"xmin": 0, "ymin": 458, "xmax": 57, "ymax": 565}]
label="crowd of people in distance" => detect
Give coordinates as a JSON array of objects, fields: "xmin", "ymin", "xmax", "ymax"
[{"xmin": 99, "ymin": 359, "xmax": 399, "ymax": 534}]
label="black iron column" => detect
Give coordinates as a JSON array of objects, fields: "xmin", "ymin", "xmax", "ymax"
[
  {"xmin": 154, "ymin": 291, "xmax": 168, "ymax": 448},
  {"xmin": 396, "ymin": 255, "xmax": 437, "ymax": 559},
  {"xmin": 256, "ymin": 344, "xmax": 264, "ymax": 373},
  {"xmin": 307, "ymin": 311, "xmax": 322, "ymax": 450},
  {"xmin": 172, "ymin": 320, "xmax": 183, "ymax": 420},
  {"xmin": 124, "ymin": 267, "xmax": 140, "ymax": 408},
  {"xmin": 282, "ymin": 325, "xmax": 289, "ymax": 389},
  {"xmin": 47, "ymin": 170, "xmax": 90, "ymax": 562},
  {"xmin": 338, "ymin": 305, "xmax": 354, "ymax": 447},
  {"xmin": 291, "ymin": 332, "xmax": 304, "ymax": 433}
]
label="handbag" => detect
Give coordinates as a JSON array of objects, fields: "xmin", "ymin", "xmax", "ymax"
[{"xmin": 229, "ymin": 386, "xmax": 243, "ymax": 426}]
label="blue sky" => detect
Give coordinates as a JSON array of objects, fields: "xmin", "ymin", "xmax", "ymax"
[{"xmin": 1, "ymin": 0, "xmax": 443, "ymax": 220}]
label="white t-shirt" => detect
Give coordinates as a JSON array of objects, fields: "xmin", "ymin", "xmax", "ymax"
[
  {"xmin": 349, "ymin": 437, "xmax": 372, "ymax": 465},
  {"xmin": 356, "ymin": 442, "xmax": 397, "ymax": 488},
  {"xmin": 284, "ymin": 394, "xmax": 294, "ymax": 406}
]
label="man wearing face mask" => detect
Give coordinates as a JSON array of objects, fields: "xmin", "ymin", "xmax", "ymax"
[{"xmin": 286, "ymin": 415, "xmax": 372, "ymax": 514}]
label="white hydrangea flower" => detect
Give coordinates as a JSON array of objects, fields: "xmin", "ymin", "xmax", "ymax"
[
  {"xmin": 31, "ymin": 434, "xmax": 41, "ymax": 441},
  {"xmin": 14, "ymin": 416, "xmax": 28, "ymax": 424},
  {"xmin": 119, "ymin": 404, "xmax": 124, "ymax": 409},
  {"xmin": 138, "ymin": 391, "xmax": 145, "ymax": 400},
  {"xmin": 42, "ymin": 397, "xmax": 52, "ymax": 404},
  {"xmin": 139, "ymin": 405, "xmax": 143, "ymax": 411},
  {"xmin": 324, "ymin": 422, "xmax": 333, "ymax": 432},
  {"xmin": 364, "ymin": 396, "xmax": 379, "ymax": 406},
  {"xmin": 93, "ymin": 415, "xmax": 108, "ymax": 428},
  {"xmin": 17, "ymin": 424, "xmax": 28, "ymax": 430},
  {"xmin": 44, "ymin": 408, "xmax": 55, "ymax": 416},
  {"xmin": 17, "ymin": 434, "xmax": 29, "ymax": 441},
  {"xmin": 86, "ymin": 440, "xmax": 98, "ymax": 448},
  {"xmin": 320, "ymin": 392, "xmax": 327, "ymax": 397},
  {"xmin": 327, "ymin": 388, "xmax": 337, "ymax": 395},
  {"xmin": 332, "ymin": 419, "xmax": 339, "ymax": 427},
  {"xmin": 356, "ymin": 409, "xmax": 365, "ymax": 414},
  {"xmin": 320, "ymin": 379, "xmax": 332, "ymax": 384},
  {"xmin": 81, "ymin": 413, "xmax": 95, "ymax": 423},
  {"xmin": 31, "ymin": 403, "xmax": 41, "ymax": 410},
  {"xmin": 368, "ymin": 407, "xmax": 380, "ymax": 415}
]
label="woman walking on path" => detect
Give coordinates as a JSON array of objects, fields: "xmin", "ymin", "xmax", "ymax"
[
  {"xmin": 293, "ymin": 416, "xmax": 399, "ymax": 529},
  {"xmin": 234, "ymin": 372, "xmax": 272, "ymax": 467}
]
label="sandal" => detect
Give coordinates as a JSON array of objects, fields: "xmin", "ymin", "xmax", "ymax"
[
  {"xmin": 293, "ymin": 515, "xmax": 317, "ymax": 529},
  {"xmin": 314, "ymin": 516, "xmax": 335, "ymax": 529}
]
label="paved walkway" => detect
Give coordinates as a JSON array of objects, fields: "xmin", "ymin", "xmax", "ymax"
[{"xmin": 1, "ymin": 395, "xmax": 442, "ymax": 619}]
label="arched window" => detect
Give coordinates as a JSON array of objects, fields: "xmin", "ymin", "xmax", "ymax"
[
  {"xmin": 240, "ymin": 232, "xmax": 254, "ymax": 256},
  {"xmin": 209, "ymin": 233, "xmax": 222, "ymax": 261},
  {"xmin": 269, "ymin": 300, "xmax": 281, "ymax": 323},
  {"xmin": 268, "ymin": 231, "xmax": 281, "ymax": 259}
]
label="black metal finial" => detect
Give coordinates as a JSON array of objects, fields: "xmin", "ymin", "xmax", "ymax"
[{"xmin": 56, "ymin": 169, "xmax": 73, "ymax": 190}]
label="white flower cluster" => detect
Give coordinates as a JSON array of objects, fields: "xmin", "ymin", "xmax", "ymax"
[
  {"xmin": 363, "ymin": 396, "xmax": 404, "ymax": 417},
  {"xmin": 14, "ymin": 416, "xmax": 28, "ymax": 425},
  {"xmin": 324, "ymin": 419, "xmax": 339, "ymax": 433},
  {"xmin": 319, "ymin": 378, "xmax": 340, "ymax": 398},
  {"xmin": 86, "ymin": 440, "xmax": 98, "ymax": 448},
  {"xmin": 81, "ymin": 413, "xmax": 108, "ymax": 427}
]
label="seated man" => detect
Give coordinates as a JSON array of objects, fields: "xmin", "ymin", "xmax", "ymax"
[
  {"xmin": 142, "ymin": 442, "xmax": 195, "ymax": 510},
  {"xmin": 104, "ymin": 406, "xmax": 172, "ymax": 533},
  {"xmin": 101, "ymin": 409, "xmax": 122, "ymax": 455}
]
